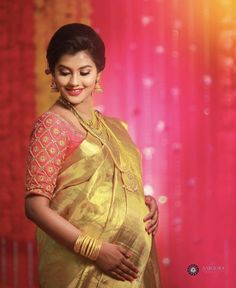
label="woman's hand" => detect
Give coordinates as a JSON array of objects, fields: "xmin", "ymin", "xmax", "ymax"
[
  {"xmin": 96, "ymin": 242, "xmax": 139, "ymax": 282},
  {"xmin": 144, "ymin": 195, "xmax": 159, "ymax": 236}
]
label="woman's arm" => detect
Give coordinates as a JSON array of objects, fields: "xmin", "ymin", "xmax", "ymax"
[
  {"xmin": 25, "ymin": 114, "xmax": 82, "ymax": 248},
  {"xmin": 25, "ymin": 195, "xmax": 80, "ymax": 249}
]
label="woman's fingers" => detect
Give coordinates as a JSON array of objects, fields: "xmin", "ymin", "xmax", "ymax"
[
  {"xmin": 143, "ymin": 208, "xmax": 155, "ymax": 222},
  {"xmin": 114, "ymin": 267, "xmax": 136, "ymax": 282},
  {"xmin": 148, "ymin": 222, "xmax": 158, "ymax": 235},
  {"xmin": 146, "ymin": 211, "xmax": 158, "ymax": 226},
  {"xmin": 118, "ymin": 246, "xmax": 132, "ymax": 258},
  {"xmin": 145, "ymin": 211, "xmax": 159, "ymax": 232},
  {"xmin": 119, "ymin": 247, "xmax": 139, "ymax": 274},
  {"xmin": 105, "ymin": 245, "xmax": 139, "ymax": 282},
  {"xmin": 110, "ymin": 270, "xmax": 126, "ymax": 281},
  {"xmin": 118, "ymin": 262, "xmax": 138, "ymax": 278},
  {"xmin": 143, "ymin": 198, "xmax": 158, "ymax": 222},
  {"xmin": 121, "ymin": 257, "xmax": 139, "ymax": 274}
]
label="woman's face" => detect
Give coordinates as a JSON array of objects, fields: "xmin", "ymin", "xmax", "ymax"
[{"xmin": 53, "ymin": 50, "xmax": 100, "ymax": 106}]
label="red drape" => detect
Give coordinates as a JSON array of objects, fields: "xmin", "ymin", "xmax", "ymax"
[{"xmin": 0, "ymin": 0, "xmax": 36, "ymax": 241}]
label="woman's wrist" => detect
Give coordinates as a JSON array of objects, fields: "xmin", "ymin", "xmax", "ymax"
[{"xmin": 73, "ymin": 233, "xmax": 102, "ymax": 261}]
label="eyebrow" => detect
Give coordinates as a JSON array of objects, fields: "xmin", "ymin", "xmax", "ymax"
[{"xmin": 58, "ymin": 64, "xmax": 92, "ymax": 70}]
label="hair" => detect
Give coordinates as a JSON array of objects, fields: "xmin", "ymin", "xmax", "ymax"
[{"xmin": 46, "ymin": 23, "xmax": 106, "ymax": 74}]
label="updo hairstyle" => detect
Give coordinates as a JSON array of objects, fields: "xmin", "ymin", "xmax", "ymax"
[{"xmin": 46, "ymin": 23, "xmax": 106, "ymax": 74}]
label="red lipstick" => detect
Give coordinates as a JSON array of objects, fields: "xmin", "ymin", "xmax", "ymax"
[{"xmin": 66, "ymin": 88, "xmax": 84, "ymax": 96}]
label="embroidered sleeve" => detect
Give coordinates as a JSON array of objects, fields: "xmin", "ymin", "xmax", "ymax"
[{"xmin": 25, "ymin": 113, "xmax": 69, "ymax": 200}]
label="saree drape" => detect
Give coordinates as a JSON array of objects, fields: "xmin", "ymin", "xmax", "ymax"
[{"xmin": 36, "ymin": 112, "xmax": 161, "ymax": 287}]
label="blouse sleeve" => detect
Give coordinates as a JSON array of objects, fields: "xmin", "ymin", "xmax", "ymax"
[{"xmin": 25, "ymin": 113, "xmax": 69, "ymax": 200}]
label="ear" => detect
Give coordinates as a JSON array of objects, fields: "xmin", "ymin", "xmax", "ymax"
[
  {"xmin": 96, "ymin": 71, "xmax": 102, "ymax": 82},
  {"xmin": 45, "ymin": 68, "xmax": 51, "ymax": 75}
]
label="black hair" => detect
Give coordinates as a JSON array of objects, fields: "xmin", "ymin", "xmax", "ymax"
[{"xmin": 46, "ymin": 23, "xmax": 105, "ymax": 74}]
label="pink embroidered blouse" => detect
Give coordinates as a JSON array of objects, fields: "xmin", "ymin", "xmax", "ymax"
[{"xmin": 25, "ymin": 111, "xmax": 84, "ymax": 200}]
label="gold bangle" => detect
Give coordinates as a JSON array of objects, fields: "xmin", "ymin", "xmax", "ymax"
[
  {"xmin": 73, "ymin": 235, "xmax": 82, "ymax": 254},
  {"xmin": 86, "ymin": 238, "xmax": 96, "ymax": 258},
  {"xmin": 73, "ymin": 234, "xmax": 102, "ymax": 261},
  {"xmin": 73, "ymin": 234, "xmax": 86, "ymax": 254},
  {"xmin": 80, "ymin": 235, "xmax": 90, "ymax": 256}
]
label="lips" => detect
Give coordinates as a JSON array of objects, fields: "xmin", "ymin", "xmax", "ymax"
[{"xmin": 66, "ymin": 88, "xmax": 84, "ymax": 96}]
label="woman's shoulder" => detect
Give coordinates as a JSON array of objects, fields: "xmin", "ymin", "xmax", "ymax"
[
  {"xmin": 33, "ymin": 110, "xmax": 69, "ymax": 128},
  {"xmin": 32, "ymin": 111, "xmax": 60, "ymax": 129},
  {"xmin": 28, "ymin": 110, "xmax": 84, "ymax": 160},
  {"xmin": 31, "ymin": 110, "xmax": 84, "ymax": 138},
  {"xmin": 28, "ymin": 111, "xmax": 69, "ymax": 149}
]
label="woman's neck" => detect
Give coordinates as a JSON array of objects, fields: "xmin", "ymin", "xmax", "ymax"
[{"xmin": 67, "ymin": 94, "xmax": 95, "ymax": 121}]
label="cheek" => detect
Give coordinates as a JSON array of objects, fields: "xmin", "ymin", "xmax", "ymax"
[
  {"xmin": 55, "ymin": 77, "xmax": 69, "ymax": 87},
  {"xmin": 83, "ymin": 77, "xmax": 97, "ymax": 88}
]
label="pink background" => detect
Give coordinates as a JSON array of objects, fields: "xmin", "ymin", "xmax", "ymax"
[{"xmin": 93, "ymin": 2, "xmax": 236, "ymax": 286}]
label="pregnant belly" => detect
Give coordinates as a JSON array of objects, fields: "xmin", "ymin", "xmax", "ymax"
[{"xmin": 113, "ymin": 195, "xmax": 152, "ymax": 272}]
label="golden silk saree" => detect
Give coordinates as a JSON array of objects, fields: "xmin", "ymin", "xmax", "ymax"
[{"xmin": 36, "ymin": 111, "xmax": 161, "ymax": 287}]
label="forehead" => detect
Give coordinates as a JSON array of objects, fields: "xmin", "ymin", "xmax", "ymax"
[{"xmin": 56, "ymin": 50, "xmax": 95, "ymax": 68}]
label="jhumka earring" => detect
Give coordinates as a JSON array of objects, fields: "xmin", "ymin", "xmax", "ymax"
[
  {"xmin": 95, "ymin": 81, "xmax": 103, "ymax": 93},
  {"xmin": 51, "ymin": 79, "xmax": 59, "ymax": 92}
]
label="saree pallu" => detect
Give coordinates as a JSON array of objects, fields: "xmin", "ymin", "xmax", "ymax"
[{"xmin": 36, "ymin": 115, "xmax": 161, "ymax": 287}]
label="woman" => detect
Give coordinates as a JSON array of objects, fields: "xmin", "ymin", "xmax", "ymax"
[{"xmin": 25, "ymin": 23, "xmax": 161, "ymax": 288}]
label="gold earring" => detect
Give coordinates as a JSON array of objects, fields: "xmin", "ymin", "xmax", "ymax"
[
  {"xmin": 95, "ymin": 81, "xmax": 103, "ymax": 93},
  {"xmin": 51, "ymin": 79, "xmax": 59, "ymax": 92}
]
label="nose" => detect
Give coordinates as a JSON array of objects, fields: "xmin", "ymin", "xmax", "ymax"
[{"xmin": 69, "ymin": 73, "xmax": 81, "ymax": 87}]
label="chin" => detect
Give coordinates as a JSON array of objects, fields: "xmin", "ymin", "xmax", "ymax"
[{"xmin": 61, "ymin": 93, "xmax": 85, "ymax": 105}]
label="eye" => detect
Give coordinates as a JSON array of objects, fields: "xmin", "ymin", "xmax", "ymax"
[
  {"xmin": 59, "ymin": 70, "xmax": 70, "ymax": 76},
  {"xmin": 80, "ymin": 71, "xmax": 90, "ymax": 76}
]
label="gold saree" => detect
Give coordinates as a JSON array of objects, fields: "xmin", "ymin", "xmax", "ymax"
[{"xmin": 36, "ymin": 112, "xmax": 161, "ymax": 287}]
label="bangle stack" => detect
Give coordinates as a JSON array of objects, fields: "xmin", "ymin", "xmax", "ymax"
[{"xmin": 73, "ymin": 234, "xmax": 102, "ymax": 261}]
